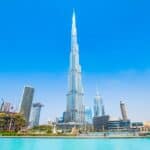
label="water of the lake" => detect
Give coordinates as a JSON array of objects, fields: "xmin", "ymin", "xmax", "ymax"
[{"xmin": 0, "ymin": 138, "xmax": 149, "ymax": 150}]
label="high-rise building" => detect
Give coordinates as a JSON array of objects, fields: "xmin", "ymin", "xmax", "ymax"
[
  {"xmin": 85, "ymin": 106, "xmax": 92, "ymax": 124},
  {"xmin": 2, "ymin": 102, "xmax": 11, "ymax": 112},
  {"xmin": 120, "ymin": 101, "xmax": 128, "ymax": 121},
  {"xmin": 30, "ymin": 103, "xmax": 43, "ymax": 128},
  {"xmin": 102, "ymin": 104, "xmax": 105, "ymax": 116},
  {"xmin": 19, "ymin": 86, "xmax": 34, "ymax": 125},
  {"xmin": 0, "ymin": 99, "xmax": 13, "ymax": 113},
  {"xmin": 0, "ymin": 99, "xmax": 4, "ymax": 112},
  {"xmin": 93, "ymin": 91, "xmax": 105, "ymax": 117},
  {"xmin": 64, "ymin": 10, "xmax": 85, "ymax": 123}
]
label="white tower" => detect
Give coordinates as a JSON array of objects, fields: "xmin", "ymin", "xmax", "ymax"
[
  {"xmin": 94, "ymin": 90, "xmax": 105, "ymax": 117},
  {"xmin": 120, "ymin": 101, "xmax": 128, "ymax": 121},
  {"xmin": 65, "ymin": 10, "xmax": 85, "ymax": 123}
]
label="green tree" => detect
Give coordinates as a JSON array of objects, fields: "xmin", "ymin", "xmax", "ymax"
[{"xmin": 0, "ymin": 112, "xmax": 26, "ymax": 132}]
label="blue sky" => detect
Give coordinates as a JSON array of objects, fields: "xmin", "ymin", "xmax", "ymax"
[{"xmin": 0, "ymin": 0, "xmax": 150, "ymax": 123}]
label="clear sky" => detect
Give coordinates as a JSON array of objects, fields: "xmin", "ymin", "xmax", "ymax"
[{"xmin": 0, "ymin": 0, "xmax": 150, "ymax": 123}]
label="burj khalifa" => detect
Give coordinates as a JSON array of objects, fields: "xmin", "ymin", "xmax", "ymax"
[{"xmin": 64, "ymin": 10, "xmax": 85, "ymax": 123}]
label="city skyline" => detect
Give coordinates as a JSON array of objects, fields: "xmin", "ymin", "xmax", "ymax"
[{"xmin": 0, "ymin": 0, "xmax": 150, "ymax": 123}]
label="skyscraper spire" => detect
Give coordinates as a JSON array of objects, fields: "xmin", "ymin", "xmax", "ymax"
[
  {"xmin": 72, "ymin": 9, "xmax": 77, "ymax": 36},
  {"xmin": 96, "ymin": 85, "xmax": 100, "ymax": 96},
  {"xmin": 64, "ymin": 10, "xmax": 85, "ymax": 123},
  {"xmin": 71, "ymin": 9, "xmax": 79, "ymax": 55}
]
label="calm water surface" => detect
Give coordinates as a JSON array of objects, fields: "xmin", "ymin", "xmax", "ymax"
[{"xmin": 0, "ymin": 138, "xmax": 149, "ymax": 150}]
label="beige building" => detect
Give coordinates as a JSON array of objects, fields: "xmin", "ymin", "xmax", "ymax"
[{"xmin": 144, "ymin": 121, "xmax": 150, "ymax": 131}]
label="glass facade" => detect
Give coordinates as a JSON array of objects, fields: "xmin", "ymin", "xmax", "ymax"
[
  {"xmin": 65, "ymin": 11, "xmax": 85, "ymax": 123},
  {"xmin": 19, "ymin": 86, "xmax": 34, "ymax": 125},
  {"xmin": 30, "ymin": 103, "xmax": 43, "ymax": 128}
]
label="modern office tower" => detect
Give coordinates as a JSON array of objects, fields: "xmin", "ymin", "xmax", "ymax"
[
  {"xmin": 19, "ymin": 86, "xmax": 34, "ymax": 125},
  {"xmin": 93, "ymin": 91, "xmax": 105, "ymax": 117},
  {"xmin": 85, "ymin": 106, "xmax": 92, "ymax": 124},
  {"xmin": 64, "ymin": 10, "xmax": 85, "ymax": 123},
  {"xmin": 102, "ymin": 104, "xmax": 105, "ymax": 116},
  {"xmin": 120, "ymin": 101, "xmax": 128, "ymax": 121},
  {"xmin": 0, "ymin": 99, "xmax": 12, "ymax": 113},
  {"xmin": 94, "ymin": 91, "xmax": 101, "ymax": 117},
  {"xmin": 2, "ymin": 102, "xmax": 11, "ymax": 112},
  {"xmin": 30, "ymin": 103, "xmax": 43, "ymax": 128},
  {"xmin": 0, "ymin": 99, "xmax": 4, "ymax": 112}
]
